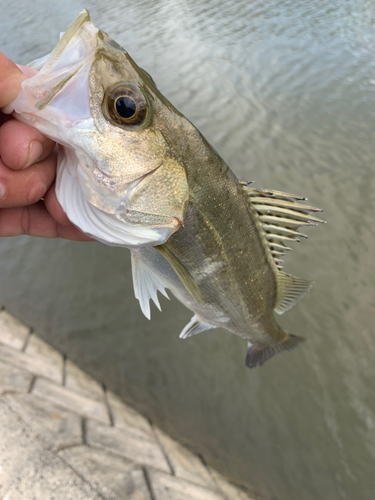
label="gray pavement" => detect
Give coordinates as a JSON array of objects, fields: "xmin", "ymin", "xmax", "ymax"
[{"xmin": 0, "ymin": 308, "xmax": 253, "ymax": 500}]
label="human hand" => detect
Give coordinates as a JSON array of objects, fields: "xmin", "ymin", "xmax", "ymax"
[{"xmin": 0, "ymin": 51, "xmax": 92, "ymax": 241}]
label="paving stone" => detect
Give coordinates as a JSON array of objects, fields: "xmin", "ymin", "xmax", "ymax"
[
  {"xmin": 60, "ymin": 446, "xmax": 152, "ymax": 500},
  {"xmin": 148, "ymin": 470, "xmax": 226, "ymax": 500},
  {"xmin": 5, "ymin": 393, "xmax": 82, "ymax": 451},
  {"xmin": 0, "ymin": 359, "xmax": 33, "ymax": 395},
  {"xmin": 107, "ymin": 391, "xmax": 153, "ymax": 438},
  {"xmin": 65, "ymin": 359, "xmax": 105, "ymax": 401},
  {"xmin": 154, "ymin": 428, "xmax": 216, "ymax": 489},
  {"xmin": 0, "ymin": 343, "xmax": 63, "ymax": 383},
  {"xmin": 0, "ymin": 313, "xmax": 255, "ymax": 499},
  {"xmin": 86, "ymin": 419, "xmax": 171, "ymax": 473},
  {"xmin": 32, "ymin": 377, "xmax": 110, "ymax": 424},
  {"xmin": 208, "ymin": 468, "xmax": 254, "ymax": 500},
  {"xmin": 25, "ymin": 334, "xmax": 64, "ymax": 369},
  {"xmin": 0, "ymin": 399, "xmax": 100, "ymax": 500},
  {"xmin": 0, "ymin": 310, "xmax": 29, "ymax": 350}
]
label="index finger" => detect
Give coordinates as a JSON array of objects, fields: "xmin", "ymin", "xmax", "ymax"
[
  {"xmin": 0, "ymin": 55, "xmax": 56, "ymax": 170},
  {"xmin": 0, "ymin": 52, "xmax": 27, "ymax": 108}
]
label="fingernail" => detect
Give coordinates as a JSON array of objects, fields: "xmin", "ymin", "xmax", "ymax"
[
  {"xmin": 24, "ymin": 140, "xmax": 43, "ymax": 169},
  {"xmin": 0, "ymin": 182, "xmax": 6, "ymax": 201}
]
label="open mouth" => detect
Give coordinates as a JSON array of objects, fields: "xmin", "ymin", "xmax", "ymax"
[{"xmin": 20, "ymin": 10, "xmax": 97, "ymax": 113}]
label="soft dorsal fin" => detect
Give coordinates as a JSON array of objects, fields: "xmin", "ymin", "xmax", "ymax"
[
  {"xmin": 179, "ymin": 315, "xmax": 217, "ymax": 339},
  {"xmin": 131, "ymin": 251, "xmax": 169, "ymax": 320},
  {"xmin": 240, "ymin": 183, "xmax": 325, "ymax": 270},
  {"xmin": 275, "ymin": 271, "xmax": 313, "ymax": 314}
]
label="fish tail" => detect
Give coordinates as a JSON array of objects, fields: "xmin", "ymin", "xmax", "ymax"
[{"xmin": 245, "ymin": 333, "xmax": 305, "ymax": 368}]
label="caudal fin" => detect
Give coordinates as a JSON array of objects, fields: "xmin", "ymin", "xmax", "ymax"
[{"xmin": 245, "ymin": 334, "xmax": 305, "ymax": 368}]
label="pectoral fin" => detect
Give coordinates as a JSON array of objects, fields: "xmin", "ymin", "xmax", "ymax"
[
  {"xmin": 179, "ymin": 315, "xmax": 217, "ymax": 339},
  {"xmin": 154, "ymin": 244, "xmax": 202, "ymax": 303}
]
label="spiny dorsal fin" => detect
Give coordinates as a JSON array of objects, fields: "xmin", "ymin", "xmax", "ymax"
[
  {"xmin": 240, "ymin": 183, "xmax": 325, "ymax": 270},
  {"xmin": 275, "ymin": 271, "xmax": 313, "ymax": 314},
  {"xmin": 179, "ymin": 315, "xmax": 217, "ymax": 339},
  {"xmin": 131, "ymin": 251, "xmax": 169, "ymax": 320}
]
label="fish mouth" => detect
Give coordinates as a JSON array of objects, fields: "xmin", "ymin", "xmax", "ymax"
[
  {"xmin": 44, "ymin": 10, "xmax": 91, "ymax": 66},
  {"xmin": 21, "ymin": 10, "xmax": 98, "ymax": 113}
]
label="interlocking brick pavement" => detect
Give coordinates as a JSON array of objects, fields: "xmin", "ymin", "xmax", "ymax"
[{"xmin": 0, "ymin": 308, "xmax": 254, "ymax": 500}]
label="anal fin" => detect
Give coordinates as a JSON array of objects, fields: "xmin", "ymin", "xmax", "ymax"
[
  {"xmin": 245, "ymin": 334, "xmax": 305, "ymax": 368},
  {"xmin": 275, "ymin": 271, "xmax": 313, "ymax": 314},
  {"xmin": 131, "ymin": 251, "xmax": 169, "ymax": 320},
  {"xmin": 179, "ymin": 315, "xmax": 217, "ymax": 339}
]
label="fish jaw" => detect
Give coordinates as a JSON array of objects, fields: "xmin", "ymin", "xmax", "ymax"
[
  {"xmin": 6, "ymin": 10, "xmax": 97, "ymax": 132},
  {"xmin": 3, "ymin": 10, "xmax": 189, "ymax": 247}
]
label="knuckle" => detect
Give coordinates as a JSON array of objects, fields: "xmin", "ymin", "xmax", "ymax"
[
  {"xmin": 27, "ymin": 181, "xmax": 47, "ymax": 204},
  {"xmin": 21, "ymin": 207, "xmax": 30, "ymax": 235}
]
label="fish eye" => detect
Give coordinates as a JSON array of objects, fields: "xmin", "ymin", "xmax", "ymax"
[
  {"xmin": 115, "ymin": 96, "xmax": 137, "ymax": 119},
  {"xmin": 103, "ymin": 85, "xmax": 147, "ymax": 126}
]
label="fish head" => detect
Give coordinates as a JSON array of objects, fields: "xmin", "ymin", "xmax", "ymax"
[{"xmin": 5, "ymin": 10, "xmax": 190, "ymax": 246}]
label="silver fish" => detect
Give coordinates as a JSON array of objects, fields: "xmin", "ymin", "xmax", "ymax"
[{"xmin": 4, "ymin": 11, "xmax": 324, "ymax": 368}]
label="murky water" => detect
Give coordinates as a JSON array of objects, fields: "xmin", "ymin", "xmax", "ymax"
[{"xmin": 1, "ymin": 0, "xmax": 375, "ymax": 498}]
